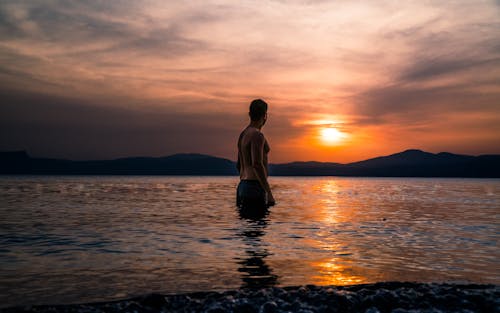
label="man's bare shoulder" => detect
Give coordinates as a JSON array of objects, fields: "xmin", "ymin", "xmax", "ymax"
[
  {"xmin": 247, "ymin": 128, "xmax": 265, "ymax": 142},
  {"xmin": 242, "ymin": 127, "xmax": 264, "ymax": 140}
]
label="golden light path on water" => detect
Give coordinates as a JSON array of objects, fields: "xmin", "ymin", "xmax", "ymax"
[
  {"xmin": 272, "ymin": 179, "xmax": 370, "ymax": 286},
  {"xmin": 307, "ymin": 180, "xmax": 367, "ymax": 285},
  {"xmin": 1, "ymin": 176, "xmax": 499, "ymax": 307}
]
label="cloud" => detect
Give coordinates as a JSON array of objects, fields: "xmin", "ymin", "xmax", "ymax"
[
  {"xmin": 1, "ymin": 0, "xmax": 499, "ymax": 161},
  {"xmin": 346, "ymin": 6, "xmax": 500, "ymax": 125},
  {"xmin": 399, "ymin": 57, "xmax": 500, "ymax": 82},
  {"xmin": 0, "ymin": 1, "xmax": 130, "ymax": 41},
  {"xmin": 0, "ymin": 2, "xmax": 211, "ymax": 73},
  {"xmin": 0, "ymin": 88, "xmax": 245, "ymax": 160}
]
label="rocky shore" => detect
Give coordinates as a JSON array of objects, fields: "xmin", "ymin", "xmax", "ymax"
[{"xmin": 2, "ymin": 282, "xmax": 498, "ymax": 313}]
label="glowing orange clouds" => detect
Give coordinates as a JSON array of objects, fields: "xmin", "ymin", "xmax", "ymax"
[{"xmin": 0, "ymin": 1, "xmax": 499, "ymax": 162}]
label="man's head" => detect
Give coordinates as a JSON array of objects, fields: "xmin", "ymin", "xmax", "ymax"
[{"xmin": 249, "ymin": 99, "xmax": 268, "ymax": 123}]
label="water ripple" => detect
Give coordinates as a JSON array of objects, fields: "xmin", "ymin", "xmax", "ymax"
[{"xmin": 0, "ymin": 176, "xmax": 498, "ymax": 308}]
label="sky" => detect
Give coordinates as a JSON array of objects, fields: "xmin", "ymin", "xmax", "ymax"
[{"xmin": 1, "ymin": 0, "xmax": 499, "ymax": 163}]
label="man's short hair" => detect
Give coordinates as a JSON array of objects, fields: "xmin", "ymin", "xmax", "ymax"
[{"xmin": 249, "ymin": 99, "xmax": 268, "ymax": 121}]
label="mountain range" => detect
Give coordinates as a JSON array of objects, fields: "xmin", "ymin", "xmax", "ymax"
[{"xmin": 1, "ymin": 149, "xmax": 499, "ymax": 177}]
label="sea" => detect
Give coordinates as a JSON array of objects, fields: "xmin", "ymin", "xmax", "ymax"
[{"xmin": 0, "ymin": 176, "xmax": 499, "ymax": 308}]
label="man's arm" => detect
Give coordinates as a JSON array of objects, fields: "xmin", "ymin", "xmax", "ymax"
[
  {"xmin": 251, "ymin": 132, "xmax": 275, "ymax": 204},
  {"xmin": 236, "ymin": 131, "xmax": 244, "ymax": 174}
]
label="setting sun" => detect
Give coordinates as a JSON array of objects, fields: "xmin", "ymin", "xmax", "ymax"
[{"xmin": 320, "ymin": 127, "xmax": 346, "ymax": 145}]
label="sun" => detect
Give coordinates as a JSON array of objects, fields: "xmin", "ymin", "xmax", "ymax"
[{"xmin": 320, "ymin": 127, "xmax": 346, "ymax": 144}]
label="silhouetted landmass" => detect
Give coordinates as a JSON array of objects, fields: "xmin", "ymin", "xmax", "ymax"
[
  {"xmin": 0, "ymin": 152, "xmax": 237, "ymax": 175},
  {"xmin": 270, "ymin": 149, "xmax": 500, "ymax": 177},
  {"xmin": 1, "ymin": 149, "xmax": 499, "ymax": 177}
]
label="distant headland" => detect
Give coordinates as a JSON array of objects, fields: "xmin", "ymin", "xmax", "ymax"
[{"xmin": 1, "ymin": 149, "xmax": 499, "ymax": 177}]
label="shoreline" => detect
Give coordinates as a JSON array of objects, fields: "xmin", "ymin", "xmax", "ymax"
[{"xmin": 2, "ymin": 282, "xmax": 498, "ymax": 313}]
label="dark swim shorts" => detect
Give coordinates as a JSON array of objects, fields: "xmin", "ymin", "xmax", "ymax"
[{"xmin": 236, "ymin": 180, "xmax": 267, "ymax": 209}]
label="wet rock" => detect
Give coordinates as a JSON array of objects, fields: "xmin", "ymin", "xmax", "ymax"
[
  {"xmin": 255, "ymin": 288, "xmax": 270, "ymax": 300},
  {"xmin": 298, "ymin": 286, "xmax": 308, "ymax": 294},
  {"xmin": 261, "ymin": 301, "xmax": 278, "ymax": 313},
  {"xmin": 273, "ymin": 298, "xmax": 288, "ymax": 309}
]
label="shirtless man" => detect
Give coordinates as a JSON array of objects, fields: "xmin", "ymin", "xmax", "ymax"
[{"xmin": 236, "ymin": 99, "xmax": 276, "ymax": 209}]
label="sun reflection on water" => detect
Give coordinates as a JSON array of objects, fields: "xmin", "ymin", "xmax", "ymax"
[
  {"xmin": 1, "ymin": 176, "xmax": 499, "ymax": 307},
  {"xmin": 274, "ymin": 178, "xmax": 377, "ymax": 286},
  {"xmin": 316, "ymin": 180, "xmax": 341, "ymax": 225},
  {"xmin": 309, "ymin": 180, "xmax": 368, "ymax": 285},
  {"xmin": 310, "ymin": 258, "xmax": 367, "ymax": 286}
]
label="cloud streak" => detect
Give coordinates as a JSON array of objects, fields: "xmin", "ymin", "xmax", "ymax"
[{"xmin": 1, "ymin": 0, "xmax": 499, "ymax": 162}]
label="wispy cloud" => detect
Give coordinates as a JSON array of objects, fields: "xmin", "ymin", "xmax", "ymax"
[{"xmin": 1, "ymin": 0, "xmax": 499, "ymax": 162}]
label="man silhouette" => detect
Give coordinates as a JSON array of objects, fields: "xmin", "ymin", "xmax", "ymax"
[{"xmin": 236, "ymin": 99, "xmax": 275, "ymax": 210}]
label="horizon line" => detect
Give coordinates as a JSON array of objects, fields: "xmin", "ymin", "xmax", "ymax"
[{"xmin": 3, "ymin": 148, "xmax": 499, "ymax": 166}]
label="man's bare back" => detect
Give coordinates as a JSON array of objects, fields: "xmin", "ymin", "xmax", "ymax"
[
  {"xmin": 238, "ymin": 126, "xmax": 270, "ymax": 180},
  {"xmin": 236, "ymin": 99, "xmax": 275, "ymax": 208}
]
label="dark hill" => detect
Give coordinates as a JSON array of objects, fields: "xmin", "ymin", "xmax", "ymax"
[
  {"xmin": 340, "ymin": 149, "xmax": 479, "ymax": 177},
  {"xmin": 1, "ymin": 150, "xmax": 499, "ymax": 177},
  {"xmin": 0, "ymin": 152, "xmax": 238, "ymax": 175},
  {"xmin": 269, "ymin": 150, "xmax": 500, "ymax": 177}
]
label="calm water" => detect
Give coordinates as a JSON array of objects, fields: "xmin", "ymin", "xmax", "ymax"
[{"xmin": 0, "ymin": 176, "xmax": 499, "ymax": 307}]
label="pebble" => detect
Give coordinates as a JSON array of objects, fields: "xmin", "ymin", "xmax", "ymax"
[
  {"xmin": 1, "ymin": 283, "xmax": 498, "ymax": 313},
  {"xmin": 262, "ymin": 301, "xmax": 278, "ymax": 313}
]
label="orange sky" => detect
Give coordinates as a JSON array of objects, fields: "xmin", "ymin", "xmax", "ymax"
[{"xmin": 1, "ymin": 1, "xmax": 499, "ymax": 163}]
